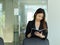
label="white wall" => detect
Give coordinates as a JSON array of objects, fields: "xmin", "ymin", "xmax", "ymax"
[{"xmin": 48, "ymin": 0, "xmax": 60, "ymax": 45}]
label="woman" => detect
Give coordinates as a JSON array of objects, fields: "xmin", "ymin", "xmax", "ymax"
[{"xmin": 25, "ymin": 8, "xmax": 48, "ymax": 40}]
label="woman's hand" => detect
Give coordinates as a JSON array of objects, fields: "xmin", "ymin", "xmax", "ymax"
[
  {"xmin": 34, "ymin": 32, "xmax": 45, "ymax": 38},
  {"xmin": 27, "ymin": 33, "xmax": 31, "ymax": 38}
]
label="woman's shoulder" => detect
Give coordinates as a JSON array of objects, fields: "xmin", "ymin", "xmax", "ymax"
[
  {"xmin": 28, "ymin": 20, "xmax": 34, "ymax": 23},
  {"xmin": 45, "ymin": 21, "xmax": 48, "ymax": 28},
  {"xmin": 27, "ymin": 20, "xmax": 34, "ymax": 26},
  {"xmin": 45, "ymin": 21, "xmax": 48, "ymax": 25}
]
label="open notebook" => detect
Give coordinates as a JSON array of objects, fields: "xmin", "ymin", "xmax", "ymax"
[{"xmin": 31, "ymin": 28, "xmax": 47, "ymax": 36}]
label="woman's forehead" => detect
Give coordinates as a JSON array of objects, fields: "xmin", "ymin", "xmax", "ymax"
[{"xmin": 37, "ymin": 13, "xmax": 43, "ymax": 16}]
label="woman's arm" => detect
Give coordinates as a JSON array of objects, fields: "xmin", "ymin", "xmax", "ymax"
[
  {"xmin": 34, "ymin": 29, "xmax": 48, "ymax": 39},
  {"xmin": 34, "ymin": 32, "xmax": 45, "ymax": 38},
  {"xmin": 42, "ymin": 22, "xmax": 48, "ymax": 39},
  {"xmin": 34, "ymin": 22, "xmax": 48, "ymax": 39},
  {"xmin": 25, "ymin": 21, "xmax": 31, "ymax": 38},
  {"xmin": 42, "ymin": 29, "xmax": 48, "ymax": 39}
]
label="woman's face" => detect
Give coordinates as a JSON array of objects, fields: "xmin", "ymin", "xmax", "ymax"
[{"xmin": 36, "ymin": 13, "xmax": 44, "ymax": 21}]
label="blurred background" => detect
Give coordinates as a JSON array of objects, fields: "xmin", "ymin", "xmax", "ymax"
[{"xmin": 0, "ymin": 0, "xmax": 48, "ymax": 45}]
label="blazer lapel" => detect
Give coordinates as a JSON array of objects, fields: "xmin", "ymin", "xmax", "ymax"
[{"xmin": 32, "ymin": 20, "xmax": 43, "ymax": 30}]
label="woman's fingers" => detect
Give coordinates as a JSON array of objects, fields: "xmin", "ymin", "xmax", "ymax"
[
  {"xmin": 34, "ymin": 32, "xmax": 40, "ymax": 36},
  {"xmin": 35, "ymin": 31, "xmax": 39, "ymax": 34},
  {"xmin": 27, "ymin": 33, "xmax": 31, "ymax": 38},
  {"xmin": 34, "ymin": 32, "xmax": 42, "ymax": 37},
  {"xmin": 34, "ymin": 32, "xmax": 45, "ymax": 38}
]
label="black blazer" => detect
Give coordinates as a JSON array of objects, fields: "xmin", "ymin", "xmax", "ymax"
[{"xmin": 25, "ymin": 20, "xmax": 48, "ymax": 39}]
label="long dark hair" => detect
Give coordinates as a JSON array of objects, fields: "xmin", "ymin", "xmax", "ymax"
[{"xmin": 33, "ymin": 8, "xmax": 47, "ymax": 29}]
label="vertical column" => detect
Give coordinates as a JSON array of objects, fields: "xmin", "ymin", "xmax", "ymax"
[{"xmin": 3, "ymin": 0, "xmax": 14, "ymax": 43}]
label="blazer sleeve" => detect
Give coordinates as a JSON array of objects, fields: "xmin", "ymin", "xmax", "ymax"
[
  {"xmin": 43, "ymin": 22, "xmax": 48, "ymax": 39},
  {"xmin": 25, "ymin": 21, "xmax": 31, "ymax": 38}
]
